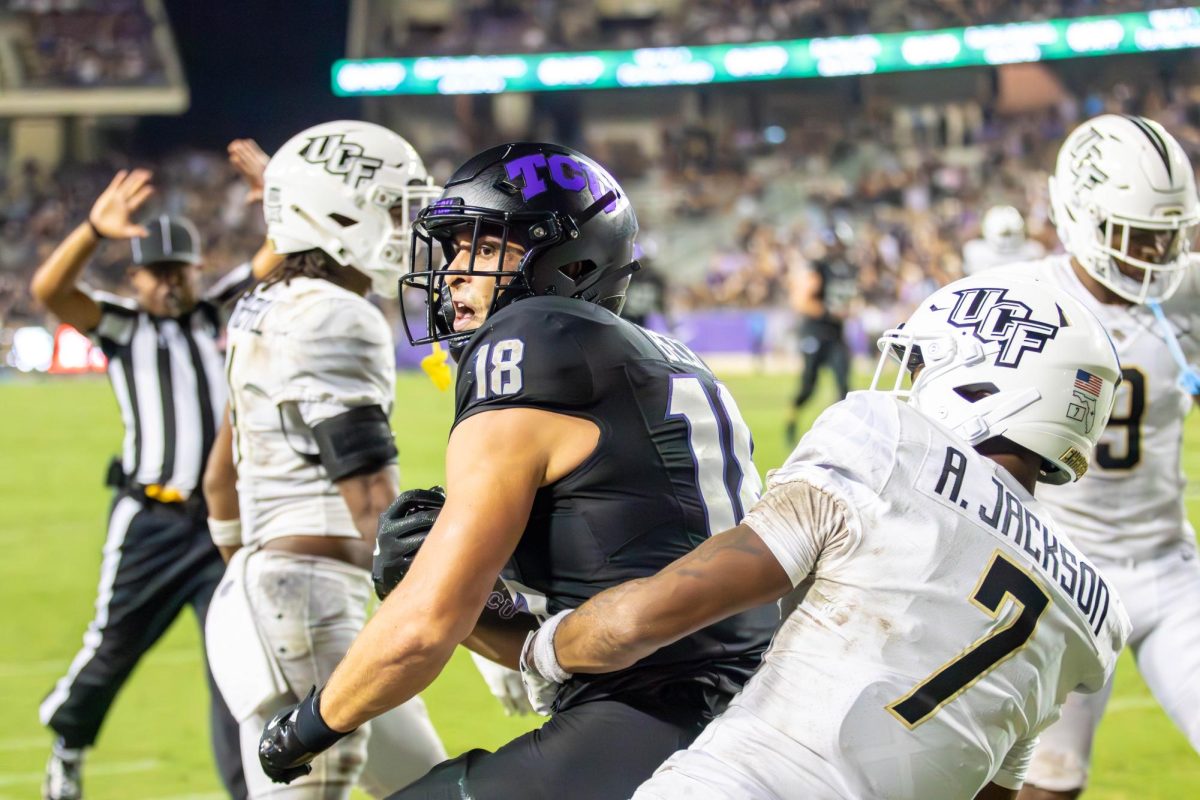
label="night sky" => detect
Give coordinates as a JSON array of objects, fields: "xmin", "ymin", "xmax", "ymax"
[{"xmin": 134, "ymin": 0, "xmax": 360, "ymax": 154}]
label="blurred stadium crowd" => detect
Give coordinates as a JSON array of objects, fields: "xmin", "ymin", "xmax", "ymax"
[
  {"xmin": 380, "ymin": 0, "xmax": 1186, "ymax": 55},
  {"xmin": 2, "ymin": 0, "xmax": 165, "ymax": 88},
  {"xmin": 3, "ymin": 0, "xmax": 1200, "ymax": 367},
  {"xmin": 9, "ymin": 79, "xmax": 1200, "ymax": 352}
]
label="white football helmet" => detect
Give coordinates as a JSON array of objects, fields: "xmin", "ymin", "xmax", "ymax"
[
  {"xmin": 263, "ymin": 120, "xmax": 441, "ymax": 297},
  {"xmin": 982, "ymin": 205, "xmax": 1026, "ymax": 253},
  {"xmin": 871, "ymin": 273, "xmax": 1120, "ymax": 484},
  {"xmin": 1049, "ymin": 114, "xmax": 1200, "ymax": 304}
]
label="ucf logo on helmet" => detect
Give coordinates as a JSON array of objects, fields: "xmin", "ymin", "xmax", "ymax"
[
  {"xmin": 946, "ymin": 288, "xmax": 1059, "ymax": 368},
  {"xmin": 300, "ymin": 134, "xmax": 382, "ymax": 188},
  {"xmin": 1065, "ymin": 126, "xmax": 1108, "ymax": 195}
]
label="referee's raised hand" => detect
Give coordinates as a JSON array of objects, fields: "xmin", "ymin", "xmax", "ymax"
[
  {"xmin": 89, "ymin": 169, "xmax": 155, "ymax": 240},
  {"xmin": 228, "ymin": 138, "xmax": 269, "ymax": 205}
]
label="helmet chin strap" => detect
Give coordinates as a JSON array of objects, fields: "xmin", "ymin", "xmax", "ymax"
[{"xmin": 950, "ymin": 387, "xmax": 1042, "ymax": 445}]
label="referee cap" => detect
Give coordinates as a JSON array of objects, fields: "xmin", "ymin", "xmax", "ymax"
[{"xmin": 131, "ymin": 214, "xmax": 202, "ymax": 267}]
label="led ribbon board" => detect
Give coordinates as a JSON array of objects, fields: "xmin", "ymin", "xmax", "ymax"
[{"xmin": 333, "ymin": 7, "xmax": 1200, "ymax": 96}]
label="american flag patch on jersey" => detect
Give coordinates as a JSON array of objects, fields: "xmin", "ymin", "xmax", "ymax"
[{"xmin": 1075, "ymin": 369, "xmax": 1103, "ymax": 397}]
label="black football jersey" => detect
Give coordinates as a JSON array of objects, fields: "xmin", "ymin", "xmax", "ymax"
[
  {"xmin": 454, "ymin": 296, "xmax": 778, "ymax": 715},
  {"xmin": 803, "ymin": 257, "xmax": 857, "ymax": 337}
]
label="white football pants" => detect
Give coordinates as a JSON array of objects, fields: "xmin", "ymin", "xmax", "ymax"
[
  {"xmin": 233, "ymin": 551, "xmax": 446, "ymax": 798},
  {"xmin": 1026, "ymin": 546, "xmax": 1200, "ymax": 791}
]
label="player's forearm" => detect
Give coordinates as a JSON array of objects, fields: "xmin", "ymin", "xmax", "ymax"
[
  {"xmin": 552, "ymin": 577, "xmax": 670, "ymax": 673},
  {"xmin": 203, "ymin": 409, "xmax": 240, "ymax": 520},
  {"xmin": 319, "ymin": 594, "xmax": 462, "ymax": 731},
  {"xmin": 30, "ymin": 222, "xmax": 99, "ymax": 304},
  {"xmin": 203, "ymin": 465, "xmax": 239, "ymax": 521},
  {"xmin": 463, "ymin": 599, "xmax": 538, "ymax": 669},
  {"xmin": 556, "ymin": 524, "xmax": 791, "ymax": 674}
]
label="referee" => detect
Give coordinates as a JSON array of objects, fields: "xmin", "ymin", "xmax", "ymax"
[{"xmin": 30, "ymin": 170, "xmax": 247, "ymax": 800}]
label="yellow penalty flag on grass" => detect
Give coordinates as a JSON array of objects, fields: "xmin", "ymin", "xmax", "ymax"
[{"xmin": 421, "ymin": 341, "xmax": 453, "ymax": 391}]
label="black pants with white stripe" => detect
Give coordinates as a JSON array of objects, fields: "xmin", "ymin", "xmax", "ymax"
[
  {"xmin": 387, "ymin": 697, "xmax": 709, "ymax": 799},
  {"xmin": 39, "ymin": 490, "xmax": 246, "ymax": 799}
]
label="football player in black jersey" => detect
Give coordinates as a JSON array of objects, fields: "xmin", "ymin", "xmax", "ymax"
[
  {"xmin": 783, "ymin": 228, "xmax": 857, "ymax": 444},
  {"xmin": 256, "ymin": 142, "xmax": 779, "ymax": 799}
]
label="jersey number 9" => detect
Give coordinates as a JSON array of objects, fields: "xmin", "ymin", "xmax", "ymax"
[{"xmin": 1095, "ymin": 367, "xmax": 1146, "ymax": 471}]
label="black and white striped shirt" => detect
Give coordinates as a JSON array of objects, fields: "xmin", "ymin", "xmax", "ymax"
[{"xmin": 87, "ymin": 267, "xmax": 248, "ymax": 497}]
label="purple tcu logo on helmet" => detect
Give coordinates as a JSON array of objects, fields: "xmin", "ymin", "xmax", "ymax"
[
  {"xmin": 946, "ymin": 287, "xmax": 1059, "ymax": 368},
  {"xmin": 502, "ymin": 153, "xmax": 620, "ymax": 213},
  {"xmin": 300, "ymin": 134, "xmax": 382, "ymax": 188}
]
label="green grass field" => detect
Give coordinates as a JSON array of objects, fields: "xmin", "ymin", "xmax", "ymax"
[{"xmin": 1, "ymin": 370, "xmax": 1197, "ymax": 799}]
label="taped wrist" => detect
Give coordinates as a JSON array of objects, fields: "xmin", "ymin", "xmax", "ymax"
[
  {"xmin": 312, "ymin": 405, "xmax": 397, "ymax": 481},
  {"xmin": 295, "ymin": 688, "xmax": 352, "ymax": 752},
  {"xmin": 530, "ymin": 609, "xmax": 574, "ymax": 684},
  {"xmin": 207, "ymin": 517, "xmax": 242, "ymax": 547}
]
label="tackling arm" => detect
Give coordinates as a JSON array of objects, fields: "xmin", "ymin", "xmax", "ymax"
[{"xmin": 552, "ymin": 522, "xmax": 791, "ymax": 674}]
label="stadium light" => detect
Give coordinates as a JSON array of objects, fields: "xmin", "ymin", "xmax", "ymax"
[{"xmin": 332, "ymin": 7, "xmax": 1200, "ymax": 97}]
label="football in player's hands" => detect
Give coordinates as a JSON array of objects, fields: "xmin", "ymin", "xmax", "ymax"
[{"xmin": 372, "ymin": 486, "xmax": 447, "ymax": 600}]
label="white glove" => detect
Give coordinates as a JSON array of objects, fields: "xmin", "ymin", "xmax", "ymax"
[
  {"xmin": 469, "ymin": 652, "xmax": 534, "ymax": 716},
  {"xmin": 519, "ymin": 610, "xmax": 573, "ymax": 716}
]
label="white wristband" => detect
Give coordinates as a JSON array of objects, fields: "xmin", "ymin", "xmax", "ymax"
[
  {"xmin": 530, "ymin": 609, "xmax": 574, "ymax": 684},
  {"xmin": 207, "ymin": 516, "xmax": 242, "ymax": 547}
]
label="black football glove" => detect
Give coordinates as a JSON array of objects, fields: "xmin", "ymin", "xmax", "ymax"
[
  {"xmin": 259, "ymin": 687, "xmax": 351, "ymax": 785},
  {"xmin": 372, "ymin": 486, "xmax": 446, "ymax": 600}
]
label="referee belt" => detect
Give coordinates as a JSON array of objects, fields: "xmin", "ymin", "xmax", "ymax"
[{"xmin": 142, "ymin": 484, "xmax": 188, "ymax": 504}]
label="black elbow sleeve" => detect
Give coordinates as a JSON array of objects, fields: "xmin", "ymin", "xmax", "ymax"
[{"xmin": 312, "ymin": 405, "xmax": 398, "ymax": 481}]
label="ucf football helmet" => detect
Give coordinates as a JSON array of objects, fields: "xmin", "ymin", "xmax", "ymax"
[
  {"xmin": 400, "ymin": 142, "xmax": 639, "ymax": 345},
  {"xmin": 263, "ymin": 120, "xmax": 440, "ymax": 298},
  {"xmin": 872, "ymin": 272, "xmax": 1120, "ymax": 484},
  {"xmin": 982, "ymin": 205, "xmax": 1026, "ymax": 254},
  {"xmin": 1049, "ymin": 114, "xmax": 1200, "ymax": 304}
]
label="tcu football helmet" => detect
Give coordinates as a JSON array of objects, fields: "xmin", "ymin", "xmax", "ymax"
[
  {"xmin": 1049, "ymin": 114, "xmax": 1200, "ymax": 304},
  {"xmin": 981, "ymin": 205, "xmax": 1026, "ymax": 254},
  {"xmin": 263, "ymin": 120, "xmax": 441, "ymax": 298},
  {"xmin": 872, "ymin": 273, "xmax": 1120, "ymax": 484},
  {"xmin": 400, "ymin": 142, "xmax": 639, "ymax": 345}
]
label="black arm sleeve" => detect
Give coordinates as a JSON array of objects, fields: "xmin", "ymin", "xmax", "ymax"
[{"xmin": 312, "ymin": 405, "xmax": 398, "ymax": 481}]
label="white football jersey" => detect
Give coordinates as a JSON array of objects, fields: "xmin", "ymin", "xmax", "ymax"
[
  {"xmin": 225, "ymin": 277, "xmax": 396, "ymax": 546},
  {"xmin": 1009, "ymin": 256, "xmax": 1199, "ymax": 563},
  {"xmin": 720, "ymin": 392, "xmax": 1130, "ymax": 799},
  {"xmin": 962, "ymin": 238, "xmax": 1045, "ymax": 276}
]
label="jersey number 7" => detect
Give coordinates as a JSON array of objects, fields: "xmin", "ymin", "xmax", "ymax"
[{"xmin": 887, "ymin": 550, "xmax": 1051, "ymax": 728}]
